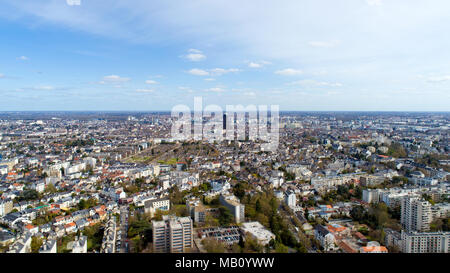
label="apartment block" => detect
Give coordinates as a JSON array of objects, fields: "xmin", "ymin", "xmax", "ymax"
[
  {"xmin": 0, "ymin": 200, "xmax": 13, "ymax": 217},
  {"xmin": 152, "ymin": 215, "xmax": 193, "ymax": 253},
  {"xmin": 401, "ymin": 230, "xmax": 449, "ymax": 253},
  {"xmin": 144, "ymin": 198, "xmax": 170, "ymax": 218},
  {"xmin": 401, "ymin": 196, "xmax": 432, "ymax": 232},
  {"xmin": 219, "ymin": 194, "xmax": 245, "ymax": 223}
]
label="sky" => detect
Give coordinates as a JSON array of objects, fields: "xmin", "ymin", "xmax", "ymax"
[{"xmin": 0, "ymin": 0, "xmax": 449, "ymax": 111}]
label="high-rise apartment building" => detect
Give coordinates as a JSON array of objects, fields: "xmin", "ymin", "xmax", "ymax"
[
  {"xmin": 362, "ymin": 189, "xmax": 380, "ymax": 204},
  {"xmin": 285, "ymin": 190, "xmax": 296, "ymax": 209},
  {"xmin": 152, "ymin": 215, "xmax": 193, "ymax": 253},
  {"xmin": 401, "ymin": 196, "xmax": 432, "ymax": 232},
  {"xmin": 219, "ymin": 193, "xmax": 245, "ymax": 223},
  {"xmin": 401, "ymin": 230, "xmax": 449, "ymax": 253},
  {"xmin": 0, "ymin": 199, "xmax": 13, "ymax": 216}
]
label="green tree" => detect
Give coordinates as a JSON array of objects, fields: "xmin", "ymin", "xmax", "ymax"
[
  {"xmin": 202, "ymin": 238, "xmax": 227, "ymax": 253},
  {"xmin": 218, "ymin": 206, "xmax": 234, "ymax": 226},
  {"xmin": 31, "ymin": 237, "xmax": 43, "ymax": 253}
]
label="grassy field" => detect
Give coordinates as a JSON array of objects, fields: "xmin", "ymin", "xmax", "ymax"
[{"xmin": 157, "ymin": 157, "xmax": 178, "ymax": 165}]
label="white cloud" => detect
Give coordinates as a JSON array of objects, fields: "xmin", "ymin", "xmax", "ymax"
[
  {"xmin": 247, "ymin": 60, "xmax": 271, "ymax": 68},
  {"xmin": 102, "ymin": 75, "xmax": 130, "ymax": 82},
  {"xmin": 275, "ymin": 68, "xmax": 303, "ymax": 76},
  {"xmin": 31, "ymin": 85, "xmax": 56, "ymax": 91},
  {"xmin": 187, "ymin": 68, "xmax": 239, "ymax": 76},
  {"xmin": 204, "ymin": 78, "xmax": 215, "ymax": 81},
  {"xmin": 136, "ymin": 88, "xmax": 155, "ymax": 93},
  {"xmin": 181, "ymin": 49, "xmax": 206, "ymax": 61},
  {"xmin": 248, "ymin": 62, "xmax": 261, "ymax": 68},
  {"xmin": 366, "ymin": 0, "xmax": 383, "ymax": 6},
  {"xmin": 427, "ymin": 75, "xmax": 450, "ymax": 83},
  {"xmin": 17, "ymin": 56, "xmax": 29, "ymax": 61},
  {"xmin": 0, "ymin": 73, "xmax": 4, "ymax": 78},
  {"xmin": 210, "ymin": 68, "xmax": 240, "ymax": 75},
  {"xmin": 145, "ymin": 79, "xmax": 158, "ymax": 84},
  {"xmin": 178, "ymin": 86, "xmax": 194, "ymax": 93},
  {"xmin": 206, "ymin": 87, "xmax": 225, "ymax": 92},
  {"xmin": 244, "ymin": 91, "xmax": 256, "ymax": 96},
  {"xmin": 308, "ymin": 40, "xmax": 341, "ymax": 48},
  {"xmin": 187, "ymin": 68, "xmax": 209, "ymax": 76},
  {"xmin": 188, "ymin": 49, "xmax": 202, "ymax": 53},
  {"xmin": 289, "ymin": 79, "xmax": 343, "ymax": 87},
  {"xmin": 185, "ymin": 53, "xmax": 206, "ymax": 61}
]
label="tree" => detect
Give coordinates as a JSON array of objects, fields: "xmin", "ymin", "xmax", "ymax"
[
  {"xmin": 45, "ymin": 183, "xmax": 57, "ymax": 194},
  {"xmin": 31, "ymin": 236, "xmax": 43, "ymax": 253},
  {"xmin": 202, "ymin": 238, "xmax": 227, "ymax": 253},
  {"xmin": 233, "ymin": 182, "xmax": 247, "ymax": 200},
  {"xmin": 274, "ymin": 242, "xmax": 289, "ymax": 253},
  {"xmin": 218, "ymin": 206, "xmax": 234, "ymax": 226},
  {"xmin": 16, "ymin": 189, "xmax": 39, "ymax": 202},
  {"xmin": 430, "ymin": 219, "xmax": 444, "ymax": 232},
  {"xmin": 350, "ymin": 206, "xmax": 366, "ymax": 222},
  {"xmin": 387, "ymin": 143, "xmax": 407, "ymax": 158},
  {"xmin": 169, "ymin": 185, "xmax": 185, "ymax": 205},
  {"xmin": 242, "ymin": 235, "xmax": 264, "ymax": 253}
]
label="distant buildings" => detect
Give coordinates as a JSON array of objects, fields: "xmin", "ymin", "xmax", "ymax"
[
  {"xmin": 311, "ymin": 173, "xmax": 362, "ymax": 193},
  {"xmin": 152, "ymin": 215, "xmax": 193, "ymax": 253}
]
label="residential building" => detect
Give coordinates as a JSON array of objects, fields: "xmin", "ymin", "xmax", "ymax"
[
  {"xmin": 401, "ymin": 230, "xmax": 449, "ymax": 253},
  {"xmin": 401, "ymin": 196, "xmax": 432, "ymax": 232},
  {"xmin": 240, "ymin": 221, "xmax": 276, "ymax": 246},
  {"xmin": 69, "ymin": 236, "xmax": 88, "ymax": 253},
  {"xmin": 362, "ymin": 189, "xmax": 380, "ymax": 204},
  {"xmin": 7, "ymin": 232, "xmax": 32, "ymax": 253},
  {"xmin": 0, "ymin": 199, "xmax": 13, "ymax": 216},
  {"xmin": 219, "ymin": 193, "xmax": 245, "ymax": 223},
  {"xmin": 315, "ymin": 225, "xmax": 337, "ymax": 252},
  {"xmin": 152, "ymin": 215, "xmax": 193, "ymax": 253},
  {"xmin": 285, "ymin": 190, "xmax": 296, "ymax": 209},
  {"xmin": 39, "ymin": 239, "xmax": 57, "ymax": 253},
  {"xmin": 144, "ymin": 198, "xmax": 170, "ymax": 218}
]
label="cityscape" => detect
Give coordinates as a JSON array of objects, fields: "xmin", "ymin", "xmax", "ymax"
[
  {"xmin": 0, "ymin": 111, "xmax": 448, "ymax": 254},
  {"xmin": 0, "ymin": 0, "xmax": 449, "ymax": 265}
]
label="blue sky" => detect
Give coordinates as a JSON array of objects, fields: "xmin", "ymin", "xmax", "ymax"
[{"xmin": 0, "ymin": 0, "xmax": 449, "ymax": 111}]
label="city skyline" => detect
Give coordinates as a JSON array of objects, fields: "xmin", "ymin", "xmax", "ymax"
[{"xmin": 1, "ymin": 0, "xmax": 450, "ymax": 111}]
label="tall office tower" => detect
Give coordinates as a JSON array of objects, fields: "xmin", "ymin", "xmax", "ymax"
[
  {"xmin": 152, "ymin": 215, "xmax": 193, "ymax": 253},
  {"xmin": 401, "ymin": 196, "xmax": 432, "ymax": 232},
  {"xmin": 223, "ymin": 113, "xmax": 227, "ymax": 130}
]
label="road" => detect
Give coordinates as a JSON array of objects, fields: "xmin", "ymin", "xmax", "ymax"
[{"xmin": 117, "ymin": 205, "xmax": 129, "ymax": 253}]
